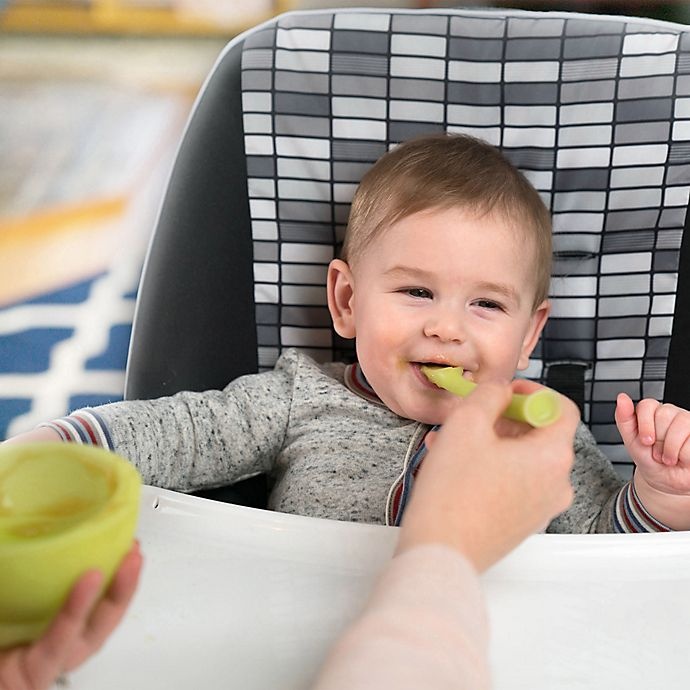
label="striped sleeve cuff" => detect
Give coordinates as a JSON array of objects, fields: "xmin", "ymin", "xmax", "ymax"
[
  {"xmin": 613, "ymin": 480, "xmax": 672, "ymax": 533},
  {"xmin": 38, "ymin": 409, "xmax": 114, "ymax": 451}
]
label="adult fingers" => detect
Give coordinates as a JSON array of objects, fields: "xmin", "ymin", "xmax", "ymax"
[
  {"xmin": 429, "ymin": 381, "xmax": 515, "ymax": 450},
  {"xmin": 447, "ymin": 381, "xmax": 515, "ymax": 429},
  {"xmin": 65, "ymin": 542, "xmax": 143, "ymax": 669},
  {"xmin": 500, "ymin": 389, "xmax": 578, "ymax": 453},
  {"xmin": 424, "ymin": 430, "xmax": 438, "ymax": 450},
  {"xmin": 510, "ymin": 394, "xmax": 578, "ymax": 513},
  {"xmin": 509, "ymin": 378, "xmax": 546, "ymax": 395},
  {"xmin": 22, "ymin": 570, "xmax": 103, "ymax": 690},
  {"xmin": 503, "ymin": 381, "xmax": 579, "ymax": 439}
]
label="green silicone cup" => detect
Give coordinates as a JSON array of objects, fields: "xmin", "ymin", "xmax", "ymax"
[
  {"xmin": 421, "ymin": 366, "xmax": 561, "ymax": 428},
  {"xmin": 0, "ymin": 443, "xmax": 141, "ymax": 648}
]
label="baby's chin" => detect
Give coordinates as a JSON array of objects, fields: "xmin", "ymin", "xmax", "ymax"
[
  {"xmin": 371, "ymin": 380, "xmax": 456, "ymax": 426},
  {"xmin": 414, "ymin": 412, "xmax": 449, "ymax": 426},
  {"xmin": 389, "ymin": 401, "xmax": 450, "ymax": 426}
]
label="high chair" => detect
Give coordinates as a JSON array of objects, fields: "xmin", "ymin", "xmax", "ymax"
[{"xmin": 124, "ymin": 5, "xmax": 690, "ymax": 505}]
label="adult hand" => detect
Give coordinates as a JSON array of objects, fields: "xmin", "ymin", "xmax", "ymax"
[
  {"xmin": 0, "ymin": 542, "xmax": 142, "ymax": 690},
  {"xmin": 397, "ymin": 380, "xmax": 579, "ymax": 571}
]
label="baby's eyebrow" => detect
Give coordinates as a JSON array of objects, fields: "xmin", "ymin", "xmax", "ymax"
[
  {"xmin": 474, "ymin": 280, "xmax": 521, "ymax": 305},
  {"xmin": 383, "ymin": 265, "xmax": 436, "ymax": 281}
]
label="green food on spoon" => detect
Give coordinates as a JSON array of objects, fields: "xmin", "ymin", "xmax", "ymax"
[
  {"xmin": 0, "ymin": 443, "xmax": 141, "ymax": 648},
  {"xmin": 421, "ymin": 365, "xmax": 561, "ymax": 428}
]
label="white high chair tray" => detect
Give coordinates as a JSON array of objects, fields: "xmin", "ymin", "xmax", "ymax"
[{"xmin": 68, "ymin": 485, "xmax": 690, "ymax": 690}]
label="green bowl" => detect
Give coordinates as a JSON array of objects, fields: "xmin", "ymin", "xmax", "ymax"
[{"xmin": 0, "ymin": 442, "xmax": 141, "ymax": 648}]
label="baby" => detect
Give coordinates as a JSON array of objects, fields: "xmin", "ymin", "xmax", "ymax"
[{"xmin": 8, "ymin": 133, "xmax": 690, "ymax": 532}]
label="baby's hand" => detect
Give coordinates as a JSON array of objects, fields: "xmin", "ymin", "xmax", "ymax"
[
  {"xmin": 615, "ymin": 393, "xmax": 690, "ymax": 529},
  {"xmin": 615, "ymin": 394, "xmax": 690, "ymax": 480}
]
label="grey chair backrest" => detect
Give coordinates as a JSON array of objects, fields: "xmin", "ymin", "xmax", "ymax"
[{"xmin": 126, "ymin": 7, "xmax": 690, "ymax": 479}]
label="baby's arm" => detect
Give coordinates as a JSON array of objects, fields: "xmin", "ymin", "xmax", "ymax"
[
  {"xmin": 2, "ymin": 351, "xmax": 300, "ymax": 492},
  {"xmin": 2, "ymin": 427, "xmax": 62, "ymax": 444},
  {"xmin": 615, "ymin": 393, "xmax": 690, "ymax": 530}
]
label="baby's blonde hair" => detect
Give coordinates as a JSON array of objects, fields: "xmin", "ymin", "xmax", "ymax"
[{"xmin": 342, "ymin": 133, "xmax": 552, "ymax": 309}]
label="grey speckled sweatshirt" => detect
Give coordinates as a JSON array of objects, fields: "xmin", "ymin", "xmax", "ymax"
[{"xmin": 53, "ymin": 349, "xmax": 625, "ymax": 533}]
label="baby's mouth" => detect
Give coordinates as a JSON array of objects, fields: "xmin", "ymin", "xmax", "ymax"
[
  {"xmin": 412, "ymin": 362, "xmax": 475, "ymax": 387},
  {"xmin": 414, "ymin": 361, "xmax": 473, "ymax": 375}
]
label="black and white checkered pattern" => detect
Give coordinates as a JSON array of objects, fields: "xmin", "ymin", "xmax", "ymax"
[{"xmin": 232, "ymin": 7, "xmax": 690, "ymax": 472}]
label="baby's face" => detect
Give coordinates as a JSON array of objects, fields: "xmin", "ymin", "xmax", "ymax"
[{"xmin": 334, "ymin": 206, "xmax": 550, "ymax": 425}]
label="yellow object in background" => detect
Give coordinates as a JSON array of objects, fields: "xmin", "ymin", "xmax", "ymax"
[{"xmin": 0, "ymin": 0, "xmax": 296, "ymax": 36}]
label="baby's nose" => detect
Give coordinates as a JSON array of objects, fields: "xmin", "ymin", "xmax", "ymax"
[{"xmin": 423, "ymin": 312, "xmax": 465, "ymax": 343}]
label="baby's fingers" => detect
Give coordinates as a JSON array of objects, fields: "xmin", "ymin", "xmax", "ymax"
[
  {"xmin": 614, "ymin": 393, "xmax": 639, "ymax": 444},
  {"xmin": 622, "ymin": 396, "xmax": 659, "ymax": 447},
  {"xmin": 654, "ymin": 405, "xmax": 690, "ymax": 466}
]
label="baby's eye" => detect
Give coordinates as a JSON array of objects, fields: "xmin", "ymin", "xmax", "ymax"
[
  {"xmin": 474, "ymin": 299, "xmax": 503, "ymax": 311},
  {"xmin": 404, "ymin": 287, "xmax": 433, "ymax": 299}
]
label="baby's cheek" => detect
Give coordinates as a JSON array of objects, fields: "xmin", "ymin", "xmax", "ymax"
[
  {"xmin": 395, "ymin": 358, "xmax": 408, "ymax": 372},
  {"xmin": 359, "ymin": 324, "xmax": 395, "ymax": 358}
]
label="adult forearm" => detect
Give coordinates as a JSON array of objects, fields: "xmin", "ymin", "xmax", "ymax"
[{"xmin": 312, "ymin": 545, "xmax": 489, "ymax": 690}]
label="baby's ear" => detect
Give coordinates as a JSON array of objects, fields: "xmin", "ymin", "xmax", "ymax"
[
  {"xmin": 327, "ymin": 259, "xmax": 357, "ymax": 338},
  {"xmin": 517, "ymin": 300, "xmax": 550, "ymax": 370}
]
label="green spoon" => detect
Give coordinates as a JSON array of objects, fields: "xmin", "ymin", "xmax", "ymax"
[{"xmin": 421, "ymin": 365, "xmax": 561, "ymax": 428}]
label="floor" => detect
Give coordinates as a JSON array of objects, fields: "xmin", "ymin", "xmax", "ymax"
[{"xmin": 0, "ymin": 34, "xmax": 227, "ymax": 438}]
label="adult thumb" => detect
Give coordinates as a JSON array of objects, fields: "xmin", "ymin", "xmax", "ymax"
[{"xmin": 447, "ymin": 380, "xmax": 514, "ymax": 428}]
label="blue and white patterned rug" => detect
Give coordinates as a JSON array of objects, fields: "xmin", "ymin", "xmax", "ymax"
[
  {"xmin": 0, "ymin": 35, "xmax": 227, "ymax": 440},
  {"xmin": 0, "ymin": 259, "xmax": 142, "ymax": 440}
]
